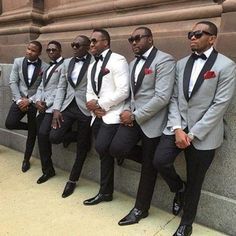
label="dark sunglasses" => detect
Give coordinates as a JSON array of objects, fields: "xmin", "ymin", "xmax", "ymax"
[
  {"xmin": 71, "ymin": 42, "xmax": 90, "ymax": 48},
  {"xmin": 46, "ymin": 48, "xmax": 58, "ymax": 52},
  {"xmin": 90, "ymin": 38, "xmax": 107, "ymax": 44},
  {"xmin": 128, "ymin": 34, "xmax": 150, "ymax": 44},
  {"xmin": 187, "ymin": 30, "xmax": 213, "ymax": 40}
]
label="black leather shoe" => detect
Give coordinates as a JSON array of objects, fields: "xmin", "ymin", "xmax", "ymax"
[
  {"xmin": 173, "ymin": 225, "xmax": 192, "ymax": 236},
  {"xmin": 118, "ymin": 207, "xmax": 149, "ymax": 226},
  {"xmin": 173, "ymin": 182, "xmax": 186, "ymax": 215},
  {"xmin": 22, "ymin": 160, "xmax": 30, "ymax": 172},
  {"xmin": 37, "ymin": 172, "xmax": 55, "ymax": 184},
  {"xmin": 83, "ymin": 193, "xmax": 113, "ymax": 205},
  {"xmin": 62, "ymin": 182, "xmax": 76, "ymax": 198}
]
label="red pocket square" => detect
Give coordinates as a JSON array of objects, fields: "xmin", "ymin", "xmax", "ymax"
[
  {"xmin": 204, "ymin": 71, "xmax": 216, "ymax": 79},
  {"xmin": 102, "ymin": 68, "xmax": 110, "ymax": 75},
  {"xmin": 144, "ymin": 68, "xmax": 153, "ymax": 75}
]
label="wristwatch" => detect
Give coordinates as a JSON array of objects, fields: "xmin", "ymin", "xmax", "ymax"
[
  {"xmin": 187, "ymin": 132, "xmax": 194, "ymax": 141},
  {"xmin": 130, "ymin": 113, "xmax": 135, "ymax": 121},
  {"xmin": 95, "ymin": 100, "xmax": 100, "ymax": 109}
]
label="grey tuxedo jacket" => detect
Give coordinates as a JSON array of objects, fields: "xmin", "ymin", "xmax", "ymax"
[
  {"xmin": 164, "ymin": 49, "xmax": 236, "ymax": 150},
  {"xmin": 35, "ymin": 58, "xmax": 65, "ymax": 113},
  {"xmin": 53, "ymin": 55, "xmax": 92, "ymax": 117},
  {"xmin": 9, "ymin": 57, "xmax": 48, "ymax": 102},
  {"xmin": 129, "ymin": 47, "xmax": 175, "ymax": 138}
]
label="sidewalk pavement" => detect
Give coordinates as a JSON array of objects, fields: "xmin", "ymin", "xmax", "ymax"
[{"xmin": 0, "ymin": 145, "xmax": 227, "ymax": 236}]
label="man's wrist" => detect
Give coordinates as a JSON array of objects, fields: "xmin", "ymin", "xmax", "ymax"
[{"xmin": 95, "ymin": 100, "xmax": 100, "ymax": 109}]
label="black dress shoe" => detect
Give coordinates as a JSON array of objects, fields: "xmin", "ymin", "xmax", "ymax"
[
  {"xmin": 173, "ymin": 225, "xmax": 192, "ymax": 236},
  {"xmin": 118, "ymin": 208, "xmax": 149, "ymax": 226},
  {"xmin": 83, "ymin": 193, "xmax": 113, "ymax": 205},
  {"xmin": 173, "ymin": 182, "xmax": 186, "ymax": 215},
  {"xmin": 37, "ymin": 172, "xmax": 55, "ymax": 184},
  {"xmin": 22, "ymin": 160, "xmax": 30, "ymax": 173},
  {"xmin": 62, "ymin": 182, "xmax": 76, "ymax": 198}
]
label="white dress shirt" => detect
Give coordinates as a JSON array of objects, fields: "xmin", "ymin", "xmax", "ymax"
[
  {"xmin": 46, "ymin": 56, "xmax": 63, "ymax": 78},
  {"xmin": 188, "ymin": 47, "xmax": 213, "ymax": 97},
  {"xmin": 71, "ymin": 55, "xmax": 87, "ymax": 84},
  {"xmin": 134, "ymin": 46, "xmax": 154, "ymax": 83}
]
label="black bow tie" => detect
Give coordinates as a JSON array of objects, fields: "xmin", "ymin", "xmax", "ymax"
[
  {"xmin": 191, "ymin": 53, "xmax": 207, "ymax": 61},
  {"xmin": 27, "ymin": 61, "xmax": 38, "ymax": 66},
  {"xmin": 49, "ymin": 61, "xmax": 57, "ymax": 66},
  {"xmin": 135, "ymin": 55, "xmax": 147, "ymax": 61},
  {"xmin": 94, "ymin": 55, "xmax": 103, "ymax": 62},
  {"xmin": 75, "ymin": 57, "xmax": 86, "ymax": 63}
]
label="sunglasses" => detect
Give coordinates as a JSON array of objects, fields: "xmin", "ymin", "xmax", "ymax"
[
  {"xmin": 128, "ymin": 34, "xmax": 150, "ymax": 44},
  {"xmin": 90, "ymin": 38, "xmax": 107, "ymax": 44},
  {"xmin": 187, "ymin": 30, "xmax": 213, "ymax": 40},
  {"xmin": 71, "ymin": 42, "xmax": 90, "ymax": 48},
  {"xmin": 46, "ymin": 48, "xmax": 58, "ymax": 52}
]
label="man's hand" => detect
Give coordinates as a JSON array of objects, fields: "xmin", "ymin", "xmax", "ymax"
[
  {"xmin": 174, "ymin": 129, "xmax": 191, "ymax": 149},
  {"xmin": 52, "ymin": 110, "xmax": 64, "ymax": 129},
  {"xmin": 86, "ymin": 99, "xmax": 99, "ymax": 111},
  {"xmin": 94, "ymin": 108, "xmax": 106, "ymax": 118},
  {"xmin": 120, "ymin": 110, "xmax": 133, "ymax": 126},
  {"xmin": 35, "ymin": 101, "xmax": 46, "ymax": 113},
  {"xmin": 18, "ymin": 98, "xmax": 30, "ymax": 112}
]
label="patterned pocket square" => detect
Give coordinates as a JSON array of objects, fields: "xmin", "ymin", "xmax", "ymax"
[{"xmin": 204, "ymin": 71, "xmax": 216, "ymax": 79}]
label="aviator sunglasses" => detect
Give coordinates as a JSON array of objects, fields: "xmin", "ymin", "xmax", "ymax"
[
  {"xmin": 71, "ymin": 42, "xmax": 90, "ymax": 48},
  {"xmin": 128, "ymin": 34, "xmax": 150, "ymax": 44},
  {"xmin": 188, "ymin": 30, "xmax": 213, "ymax": 40}
]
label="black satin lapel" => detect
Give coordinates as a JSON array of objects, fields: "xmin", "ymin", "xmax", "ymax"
[
  {"xmin": 97, "ymin": 50, "xmax": 112, "ymax": 95},
  {"xmin": 42, "ymin": 67, "xmax": 48, "ymax": 87},
  {"xmin": 67, "ymin": 58, "xmax": 76, "ymax": 88},
  {"xmin": 75, "ymin": 54, "xmax": 91, "ymax": 87},
  {"xmin": 131, "ymin": 60, "xmax": 138, "ymax": 95},
  {"xmin": 29, "ymin": 59, "xmax": 42, "ymax": 87},
  {"xmin": 183, "ymin": 56, "xmax": 195, "ymax": 101},
  {"xmin": 134, "ymin": 47, "xmax": 158, "ymax": 95},
  {"xmin": 190, "ymin": 49, "xmax": 218, "ymax": 98},
  {"xmin": 22, "ymin": 58, "xmax": 29, "ymax": 88},
  {"xmin": 44, "ymin": 58, "xmax": 64, "ymax": 87}
]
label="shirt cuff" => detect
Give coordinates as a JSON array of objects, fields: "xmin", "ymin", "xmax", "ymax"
[
  {"xmin": 171, "ymin": 125, "xmax": 182, "ymax": 132},
  {"xmin": 16, "ymin": 99, "xmax": 22, "ymax": 105}
]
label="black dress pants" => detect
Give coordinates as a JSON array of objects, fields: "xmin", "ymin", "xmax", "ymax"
[
  {"xmin": 5, "ymin": 102, "xmax": 37, "ymax": 161},
  {"xmin": 94, "ymin": 120, "xmax": 119, "ymax": 194},
  {"xmin": 37, "ymin": 112, "xmax": 54, "ymax": 174},
  {"xmin": 153, "ymin": 134, "xmax": 215, "ymax": 225},
  {"xmin": 50, "ymin": 100, "xmax": 91, "ymax": 182},
  {"xmin": 110, "ymin": 121, "xmax": 160, "ymax": 212}
]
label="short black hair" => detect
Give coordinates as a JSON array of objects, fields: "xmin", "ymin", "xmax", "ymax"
[
  {"xmin": 76, "ymin": 35, "xmax": 91, "ymax": 45},
  {"xmin": 30, "ymin": 40, "xmax": 42, "ymax": 53},
  {"xmin": 47, "ymin": 40, "xmax": 62, "ymax": 50},
  {"xmin": 93, "ymin": 28, "xmax": 110, "ymax": 46},
  {"xmin": 196, "ymin": 21, "xmax": 218, "ymax": 36},
  {"xmin": 134, "ymin": 26, "xmax": 153, "ymax": 37}
]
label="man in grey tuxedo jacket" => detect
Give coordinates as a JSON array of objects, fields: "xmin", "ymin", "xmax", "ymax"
[
  {"xmin": 5, "ymin": 41, "xmax": 48, "ymax": 172},
  {"xmin": 50, "ymin": 35, "xmax": 92, "ymax": 198},
  {"xmin": 35, "ymin": 40, "xmax": 65, "ymax": 184},
  {"xmin": 153, "ymin": 21, "xmax": 236, "ymax": 236},
  {"xmin": 109, "ymin": 26, "xmax": 175, "ymax": 225}
]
